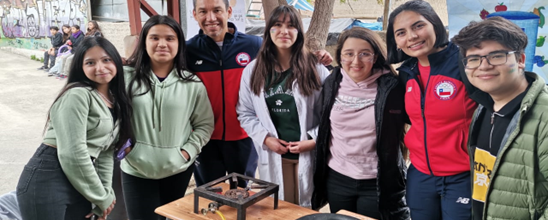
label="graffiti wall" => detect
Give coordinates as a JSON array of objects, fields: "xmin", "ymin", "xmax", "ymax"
[{"xmin": 0, "ymin": 0, "xmax": 88, "ymax": 50}]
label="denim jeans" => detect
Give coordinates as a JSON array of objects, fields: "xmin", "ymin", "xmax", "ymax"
[
  {"xmin": 43, "ymin": 50, "xmax": 57, "ymax": 68},
  {"xmin": 0, "ymin": 191, "xmax": 21, "ymax": 220},
  {"xmin": 122, "ymin": 163, "xmax": 194, "ymax": 220},
  {"xmin": 109, "ymin": 158, "xmax": 127, "ymax": 220},
  {"xmin": 326, "ymin": 168, "xmax": 381, "ymax": 219},
  {"xmin": 17, "ymin": 144, "xmax": 91, "ymax": 220}
]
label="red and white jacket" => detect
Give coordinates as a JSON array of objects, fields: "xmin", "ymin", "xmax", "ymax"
[
  {"xmin": 186, "ymin": 23, "xmax": 262, "ymax": 141},
  {"xmin": 398, "ymin": 43, "xmax": 477, "ymax": 176}
]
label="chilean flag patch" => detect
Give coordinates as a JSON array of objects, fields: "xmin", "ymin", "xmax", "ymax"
[{"xmin": 434, "ymin": 80, "xmax": 457, "ymax": 100}]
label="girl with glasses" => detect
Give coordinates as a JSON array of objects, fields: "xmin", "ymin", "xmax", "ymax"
[{"xmin": 311, "ymin": 27, "xmax": 409, "ymax": 219}]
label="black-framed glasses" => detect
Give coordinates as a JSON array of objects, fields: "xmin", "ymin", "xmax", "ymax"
[{"xmin": 462, "ymin": 51, "xmax": 516, "ymax": 69}]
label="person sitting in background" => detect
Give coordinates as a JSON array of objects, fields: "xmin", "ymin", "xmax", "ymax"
[
  {"xmin": 38, "ymin": 26, "xmax": 63, "ymax": 71},
  {"xmin": 48, "ymin": 24, "xmax": 84, "ymax": 79},
  {"xmin": 61, "ymin": 24, "xmax": 71, "ymax": 43},
  {"xmin": 86, "ymin": 20, "xmax": 104, "ymax": 38}
]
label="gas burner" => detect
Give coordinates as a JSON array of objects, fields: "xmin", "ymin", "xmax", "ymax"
[
  {"xmin": 224, "ymin": 189, "xmax": 250, "ymax": 200},
  {"xmin": 193, "ymin": 172, "xmax": 279, "ymax": 220}
]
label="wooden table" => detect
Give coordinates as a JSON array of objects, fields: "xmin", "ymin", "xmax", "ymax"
[
  {"xmin": 155, "ymin": 183, "xmax": 317, "ymax": 220},
  {"xmin": 336, "ymin": 210, "xmax": 377, "ymax": 220}
]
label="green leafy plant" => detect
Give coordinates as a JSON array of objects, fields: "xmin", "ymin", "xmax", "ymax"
[
  {"xmin": 40, "ymin": 57, "xmax": 44, "ymax": 62},
  {"xmin": 30, "ymin": 55, "xmax": 36, "ymax": 60}
]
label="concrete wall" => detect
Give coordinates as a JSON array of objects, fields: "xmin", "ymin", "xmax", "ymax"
[
  {"xmin": 0, "ymin": 0, "xmax": 89, "ymax": 50},
  {"xmin": 98, "ymin": 21, "xmax": 132, "ymax": 57},
  {"xmin": 331, "ymin": 0, "xmax": 448, "ymax": 25}
]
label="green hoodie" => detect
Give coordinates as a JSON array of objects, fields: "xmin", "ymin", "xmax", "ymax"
[
  {"xmin": 121, "ymin": 67, "xmax": 214, "ymax": 179},
  {"xmin": 43, "ymin": 87, "xmax": 118, "ymax": 216}
]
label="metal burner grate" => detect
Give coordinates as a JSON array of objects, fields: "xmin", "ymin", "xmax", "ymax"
[
  {"xmin": 224, "ymin": 189, "xmax": 250, "ymax": 200},
  {"xmin": 193, "ymin": 172, "xmax": 279, "ymax": 220}
]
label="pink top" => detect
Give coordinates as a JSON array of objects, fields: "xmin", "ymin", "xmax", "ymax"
[{"xmin": 328, "ymin": 68, "xmax": 386, "ymax": 180}]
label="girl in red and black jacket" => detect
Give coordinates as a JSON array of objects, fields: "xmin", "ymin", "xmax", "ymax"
[{"xmin": 386, "ymin": 1, "xmax": 477, "ymax": 219}]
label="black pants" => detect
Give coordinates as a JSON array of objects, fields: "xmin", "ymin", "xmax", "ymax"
[
  {"xmin": 121, "ymin": 164, "xmax": 194, "ymax": 220},
  {"xmin": 194, "ymin": 137, "xmax": 258, "ymax": 187},
  {"xmin": 109, "ymin": 158, "xmax": 127, "ymax": 220},
  {"xmin": 17, "ymin": 144, "xmax": 91, "ymax": 220},
  {"xmin": 43, "ymin": 50, "xmax": 57, "ymax": 68},
  {"xmin": 326, "ymin": 168, "xmax": 381, "ymax": 219}
]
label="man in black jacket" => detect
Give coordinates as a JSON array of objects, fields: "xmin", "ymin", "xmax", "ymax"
[{"xmin": 38, "ymin": 26, "xmax": 63, "ymax": 71}]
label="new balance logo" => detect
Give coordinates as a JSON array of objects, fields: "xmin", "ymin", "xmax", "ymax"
[
  {"xmin": 456, "ymin": 197, "xmax": 470, "ymax": 204},
  {"xmin": 195, "ymin": 60, "xmax": 203, "ymax": 65}
]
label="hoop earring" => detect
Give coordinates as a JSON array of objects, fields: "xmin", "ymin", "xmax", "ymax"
[{"xmin": 397, "ymin": 48, "xmax": 402, "ymax": 52}]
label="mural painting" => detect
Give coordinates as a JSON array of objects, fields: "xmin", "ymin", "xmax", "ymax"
[
  {"xmin": 0, "ymin": 0, "xmax": 88, "ymax": 50},
  {"xmin": 447, "ymin": 0, "xmax": 548, "ymax": 80}
]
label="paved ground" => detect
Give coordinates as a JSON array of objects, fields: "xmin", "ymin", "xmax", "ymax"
[
  {"xmin": 0, "ymin": 48, "xmax": 333, "ymax": 214},
  {"xmin": 0, "ymin": 49, "xmax": 64, "ymax": 194}
]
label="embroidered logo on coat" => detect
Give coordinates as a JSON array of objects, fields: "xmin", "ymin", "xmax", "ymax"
[
  {"xmin": 434, "ymin": 80, "xmax": 457, "ymax": 100},
  {"xmin": 236, "ymin": 52, "xmax": 251, "ymax": 66}
]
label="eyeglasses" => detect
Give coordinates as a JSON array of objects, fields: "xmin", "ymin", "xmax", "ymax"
[
  {"xmin": 341, "ymin": 52, "xmax": 375, "ymax": 62},
  {"xmin": 462, "ymin": 51, "xmax": 516, "ymax": 69}
]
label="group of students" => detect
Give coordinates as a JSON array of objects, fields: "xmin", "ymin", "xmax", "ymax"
[
  {"xmin": 15, "ymin": 0, "xmax": 548, "ymax": 220},
  {"xmin": 38, "ymin": 21, "xmax": 103, "ymax": 79}
]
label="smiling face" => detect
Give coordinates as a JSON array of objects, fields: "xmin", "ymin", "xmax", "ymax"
[
  {"xmin": 270, "ymin": 14, "xmax": 298, "ymax": 52},
  {"xmin": 393, "ymin": 10, "xmax": 439, "ymax": 64},
  {"xmin": 193, "ymin": 0, "xmax": 232, "ymax": 42},
  {"xmin": 340, "ymin": 37, "xmax": 377, "ymax": 82},
  {"xmin": 464, "ymin": 40, "xmax": 525, "ymax": 97},
  {"xmin": 88, "ymin": 22, "xmax": 95, "ymax": 30},
  {"xmin": 83, "ymin": 46, "xmax": 117, "ymax": 89},
  {"xmin": 63, "ymin": 26, "xmax": 70, "ymax": 34},
  {"xmin": 145, "ymin": 24, "xmax": 179, "ymax": 66}
]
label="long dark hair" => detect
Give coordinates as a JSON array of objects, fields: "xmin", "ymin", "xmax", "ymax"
[
  {"xmin": 126, "ymin": 15, "xmax": 194, "ymax": 98},
  {"xmin": 250, "ymin": 5, "xmax": 320, "ymax": 96},
  {"xmin": 86, "ymin": 20, "xmax": 103, "ymax": 37},
  {"xmin": 386, "ymin": 0, "xmax": 449, "ymax": 64},
  {"xmin": 62, "ymin": 24, "xmax": 71, "ymax": 43},
  {"xmin": 45, "ymin": 37, "xmax": 134, "ymax": 150}
]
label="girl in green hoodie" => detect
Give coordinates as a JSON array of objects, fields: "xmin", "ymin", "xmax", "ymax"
[
  {"xmin": 17, "ymin": 37, "xmax": 134, "ymax": 220},
  {"xmin": 121, "ymin": 15, "xmax": 214, "ymax": 220}
]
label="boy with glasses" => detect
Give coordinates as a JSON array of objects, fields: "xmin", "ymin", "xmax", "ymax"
[{"xmin": 453, "ymin": 16, "xmax": 548, "ymax": 219}]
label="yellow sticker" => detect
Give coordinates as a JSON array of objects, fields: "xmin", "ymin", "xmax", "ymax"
[{"xmin": 472, "ymin": 148, "xmax": 497, "ymax": 202}]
